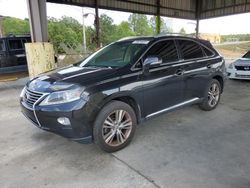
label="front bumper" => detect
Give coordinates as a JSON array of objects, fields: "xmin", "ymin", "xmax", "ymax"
[
  {"xmin": 227, "ymin": 68, "xmax": 250, "ymax": 80},
  {"xmin": 20, "ymin": 98, "xmax": 93, "ymax": 143}
]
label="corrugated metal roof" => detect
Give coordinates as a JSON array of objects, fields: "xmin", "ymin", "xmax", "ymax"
[
  {"xmin": 47, "ymin": 0, "xmax": 197, "ymax": 19},
  {"xmin": 47, "ymin": 0, "xmax": 250, "ymax": 20},
  {"xmin": 200, "ymin": 0, "xmax": 250, "ymax": 19}
]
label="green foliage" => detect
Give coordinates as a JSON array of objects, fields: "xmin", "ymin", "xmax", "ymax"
[
  {"xmin": 179, "ymin": 27, "xmax": 186, "ymax": 34},
  {"xmin": 48, "ymin": 16, "xmax": 82, "ymax": 53},
  {"xmin": 2, "ymin": 17, "xmax": 29, "ymax": 35},
  {"xmin": 128, "ymin": 14, "xmax": 153, "ymax": 36},
  {"xmin": 149, "ymin": 16, "xmax": 173, "ymax": 34},
  {"xmin": 115, "ymin": 21, "xmax": 135, "ymax": 39},
  {"xmin": 99, "ymin": 14, "xmax": 116, "ymax": 45}
]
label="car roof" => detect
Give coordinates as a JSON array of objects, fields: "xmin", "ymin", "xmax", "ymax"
[{"xmin": 118, "ymin": 34, "xmax": 207, "ymax": 43}]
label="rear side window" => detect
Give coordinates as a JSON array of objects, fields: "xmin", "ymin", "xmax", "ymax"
[
  {"xmin": 178, "ymin": 40, "xmax": 204, "ymax": 60},
  {"xmin": 202, "ymin": 46, "xmax": 214, "ymax": 57},
  {"xmin": 0, "ymin": 40, "xmax": 4, "ymax": 51},
  {"xmin": 146, "ymin": 40, "xmax": 178, "ymax": 63},
  {"xmin": 8, "ymin": 39, "xmax": 23, "ymax": 50}
]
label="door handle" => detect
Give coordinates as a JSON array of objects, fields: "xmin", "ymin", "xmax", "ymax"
[
  {"xmin": 175, "ymin": 69, "xmax": 184, "ymax": 76},
  {"xmin": 207, "ymin": 64, "xmax": 212, "ymax": 68}
]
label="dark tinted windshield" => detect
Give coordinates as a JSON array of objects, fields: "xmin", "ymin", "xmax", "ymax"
[
  {"xmin": 80, "ymin": 40, "xmax": 149, "ymax": 68},
  {"xmin": 243, "ymin": 51, "xmax": 250, "ymax": 58}
]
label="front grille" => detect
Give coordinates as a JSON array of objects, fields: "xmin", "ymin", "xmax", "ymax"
[
  {"xmin": 235, "ymin": 74, "xmax": 250, "ymax": 78},
  {"xmin": 23, "ymin": 88, "xmax": 44, "ymax": 107},
  {"xmin": 235, "ymin": 66, "xmax": 250, "ymax": 71}
]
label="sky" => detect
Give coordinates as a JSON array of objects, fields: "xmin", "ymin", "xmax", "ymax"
[{"xmin": 0, "ymin": 0, "xmax": 250, "ymax": 35}]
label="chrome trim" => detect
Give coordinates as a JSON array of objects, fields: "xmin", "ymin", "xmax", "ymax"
[
  {"xmin": 146, "ymin": 97, "xmax": 200, "ymax": 119},
  {"xmin": 32, "ymin": 93, "xmax": 49, "ymax": 128},
  {"xmin": 131, "ymin": 37, "xmax": 216, "ymax": 71}
]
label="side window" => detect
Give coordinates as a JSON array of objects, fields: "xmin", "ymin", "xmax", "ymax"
[
  {"xmin": 8, "ymin": 39, "xmax": 23, "ymax": 50},
  {"xmin": 178, "ymin": 40, "xmax": 204, "ymax": 60},
  {"xmin": 202, "ymin": 46, "xmax": 214, "ymax": 57},
  {"xmin": 0, "ymin": 40, "xmax": 4, "ymax": 51},
  {"xmin": 146, "ymin": 40, "xmax": 179, "ymax": 63}
]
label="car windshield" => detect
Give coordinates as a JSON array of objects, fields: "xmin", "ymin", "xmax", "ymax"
[
  {"xmin": 242, "ymin": 51, "xmax": 250, "ymax": 59},
  {"xmin": 80, "ymin": 40, "xmax": 149, "ymax": 68}
]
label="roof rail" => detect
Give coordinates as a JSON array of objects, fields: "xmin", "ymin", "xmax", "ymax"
[
  {"xmin": 156, "ymin": 33, "xmax": 198, "ymax": 38},
  {"xmin": 118, "ymin": 36, "xmax": 151, "ymax": 41}
]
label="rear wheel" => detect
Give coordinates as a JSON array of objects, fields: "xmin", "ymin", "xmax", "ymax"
[
  {"xmin": 199, "ymin": 79, "xmax": 221, "ymax": 111},
  {"xmin": 93, "ymin": 101, "xmax": 137, "ymax": 152}
]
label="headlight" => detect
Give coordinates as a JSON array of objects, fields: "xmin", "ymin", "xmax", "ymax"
[
  {"xmin": 228, "ymin": 63, "xmax": 234, "ymax": 69},
  {"xmin": 20, "ymin": 87, "xmax": 26, "ymax": 98},
  {"xmin": 40, "ymin": 88, "xmax": 83, "ymax": 106}
]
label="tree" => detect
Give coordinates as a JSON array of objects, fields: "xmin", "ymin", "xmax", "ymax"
[
  {"xmin": 2, "ymin": 17, "xmax": 29, "ymax": 36},
  {"xmin": 128, "ymin": 14, "xmax": 153, "ymax": 36},
  {"xmin": 149, "ymin": 16, "xmax": 173, "ymax": 34},
  {"xmin": 48, "ymin": 16, "xmax": 82, "ymax": 53},
  {"xmin": 179, "ymin": 27, "xmax": 186, "ymax": 34},
  {"xmin": 99, "ymin": 14, "xmax": 116, "ymax": 46},
  {"xmin": 114, "ymin": 21, "xmax": 135, "ymax": 40}
]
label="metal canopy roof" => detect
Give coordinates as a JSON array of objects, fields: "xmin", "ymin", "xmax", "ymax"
[{"xmin": 47, "ymin": 0, "xmax": 250, "ymax": 20}]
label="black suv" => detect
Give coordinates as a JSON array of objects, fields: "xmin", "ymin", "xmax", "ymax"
[
  {"xmin": 20, "ymin": 36, "xmax": 226, "ymax": 152},
  {"xmin": 0, "ymin": 35, "xmax": 31, "ymax": 70}
]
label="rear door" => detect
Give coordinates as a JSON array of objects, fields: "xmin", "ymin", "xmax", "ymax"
[
  {"xmin": 0, "ymin": 39, "xmax": 5, "ymax": 67},
  {"xmin": 142, "ymin": 39, "xmax": 185, "ymax": 117},
  {"xmin": 176, "ymin": 39, "xmax": 215, "ymax": 100}
]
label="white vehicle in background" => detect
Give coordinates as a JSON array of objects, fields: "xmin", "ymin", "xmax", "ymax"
[{"xmin": 227, "ymin": 50, "xmax": 250, "ymax": 80}]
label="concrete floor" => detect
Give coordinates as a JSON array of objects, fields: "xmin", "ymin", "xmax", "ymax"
[{"xmin": 1, "ymin": 74, "xmax": 250, "ymax": 188}]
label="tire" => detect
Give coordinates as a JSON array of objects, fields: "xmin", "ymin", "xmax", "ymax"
[
  {"xmin": 93, "ymin": 100, "xmax": 137, "ymax": 152},
  {"xmin": 199, "ymin": 79, "xmax": 221, "ymax": 111}
]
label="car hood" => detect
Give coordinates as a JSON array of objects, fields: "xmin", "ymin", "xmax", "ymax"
[
  {"xmin": 27, "ymin": 65, "xmax": 117, "ymax": 93},
  {"xmin": 234, "ymin": 58, "xmax": 250, "ymax": 66}
]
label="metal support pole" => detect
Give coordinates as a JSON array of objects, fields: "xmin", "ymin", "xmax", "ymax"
[
  {"xmin": 195, "ymin": 0, "xmax": 201, "ymax": 38},
  {"xmin": 82, "ymin": 8, "xmax": 87, "ymax": 54},
  {"xmin": 26, "ymin": 0, "xmax": 48, "ymax": 42},
  {"xmin": 0, "ymin": 15, "xmax": 3, "ymax": 37},
  {"xmin": 95, "ymin": 0, "xmax": 100, "ymax": 48},
  {"xmin": 156, "ymin": 0, "xmax": 161, "ymax": 34},
  {"xmin": 196, "ymin": 19, "xmax": 199, "ymax": 38}
]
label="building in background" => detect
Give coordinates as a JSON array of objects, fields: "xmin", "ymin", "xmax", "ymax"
[{"xmin": 199, "ymin": 33, "xmax": 221, "ymax": 44}]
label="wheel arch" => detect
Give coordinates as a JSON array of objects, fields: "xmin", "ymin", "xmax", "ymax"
[
  {"xmin": 212, "ymin": 75, "xmax": 224, "ymax": 93},
  {"xmin": 94, "ymin": 93, "xmax": 142, "ymax": 124}
]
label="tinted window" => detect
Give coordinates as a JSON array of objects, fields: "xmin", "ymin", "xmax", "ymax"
[
  {"xmin": 178, "ymin": 40, "xmax": 204, "ymax": 60},
  {"xmin": 243, "ymin": 51, "xmax": 250, "ymax": 58},
  {"xmin": 81, "ymin": 41, "xmax": 147, "ymax": 68},
  {"xmin": 8, "ymin": 39, "xmax": 23, "ymax": 50},
  {"xmin": 146, "ymin": 40, "xmax": 178, "ymax": 63},
  {"xmin": 0, "ymin": 40, "xmax": 4, "ymax": 51},
  {"xmin": 202, "ymin": 46, "xmax": 214, "ymax": 57}
]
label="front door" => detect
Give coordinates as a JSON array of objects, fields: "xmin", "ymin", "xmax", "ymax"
[{"xmin": 142, "ymin": 39, "xmax": 185, "ymax": 117}]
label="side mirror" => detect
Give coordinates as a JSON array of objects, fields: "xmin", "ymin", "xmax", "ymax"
[{"xmin": 143, "ymin": 56, "xmax": 162, "ymax": 69}]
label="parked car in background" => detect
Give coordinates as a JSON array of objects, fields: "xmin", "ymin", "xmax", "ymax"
[
  {"xmin": 0, "ymin": 35, "xmax": 31, "ymax": 69},
  {"xmin": 20, "ymin": 35, "xmax": 226, "ymax": 152},
  {"xmin": 227, "ymin": 50, "xmax": 250, "ymax": 80}
]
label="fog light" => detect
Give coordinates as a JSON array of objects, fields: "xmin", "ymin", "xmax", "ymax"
[{"xmin": 57, "ymin": 117, "xmax": 71, "ymax": 126}]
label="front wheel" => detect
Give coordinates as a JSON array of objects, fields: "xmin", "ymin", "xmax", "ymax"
[
  {"xmin": 199, "ymin": 79, "xmax": 221, "ymax": 111},
  {"xmin": 93, "ymin": 101, "xmax": 137, "ymax": 152}
]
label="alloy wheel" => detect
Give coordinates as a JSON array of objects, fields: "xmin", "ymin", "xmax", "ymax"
[
  {"xmin": 102, "ymin": 109, "xmax": 133, "ymax": 147},
  {"xmin": 208, "ymin": 83, "xmax": 220, "ymax": 107}
]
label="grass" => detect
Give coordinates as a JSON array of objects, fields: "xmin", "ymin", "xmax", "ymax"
[{"xmin": 213, "ymin": 41, "xmax": 250, "ymax": 59}]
